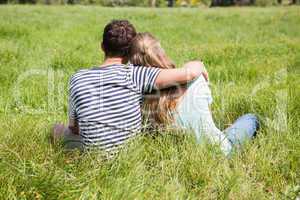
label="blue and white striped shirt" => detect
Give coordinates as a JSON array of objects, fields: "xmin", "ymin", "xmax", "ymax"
[{"xmin": 69, "ymin": 64, "xmax": 160, "ymax": 153}]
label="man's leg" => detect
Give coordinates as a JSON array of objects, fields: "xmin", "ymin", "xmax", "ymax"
[
  {"xmin": 224, "ymin": 114, "xmax": 260, "ymax": 148},
  {"xmin": 52, "ymin": 123, "xmax": 84, "ymax": 150}
]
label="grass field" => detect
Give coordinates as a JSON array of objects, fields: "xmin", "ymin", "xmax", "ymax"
[{"xmin": 0, "ymin": 5, "xmax": 299, "ymax": 199}]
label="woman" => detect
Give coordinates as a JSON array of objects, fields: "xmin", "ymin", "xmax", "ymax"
[{"xmin": 129, "ymin": 33, "xmax": 259, "ymax": 156}]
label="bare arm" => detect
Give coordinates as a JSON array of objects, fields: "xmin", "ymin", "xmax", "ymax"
[{"xmin": 155, "ymin": 61, "xmax": 207, "ymax": 89}]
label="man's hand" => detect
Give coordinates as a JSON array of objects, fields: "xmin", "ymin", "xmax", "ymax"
[
  {"xmin": 155, "ymin": 60, "xmax": 205, "ymax": 89},
  {"xmin": 183, "ymin": 61, "xmax": 209, "ymax": 82}
]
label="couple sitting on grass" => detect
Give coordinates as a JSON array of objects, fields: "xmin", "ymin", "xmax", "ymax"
[{"xmin": 52, "ymin": 20, "xmax": 259, "ymax": 157}]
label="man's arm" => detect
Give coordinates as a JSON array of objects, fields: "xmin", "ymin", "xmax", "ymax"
[{"xmin": 155, "ymin": 61, "xmax": 207, "ymax": 89}]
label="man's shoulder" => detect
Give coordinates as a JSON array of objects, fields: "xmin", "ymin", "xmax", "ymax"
[
  {"xmin": 69, "ymin": 64, "xmax": 151, "ymax": 84},
  {"xmin": 69, "ymin": 68, "xmax": 97, "ymax": 84},
  {"xmin": 128, "ymin": 64, "xmax": 144, "ymax": 69},
  {"xmin": 72, "ymin": 68, "xmax": 94, "ymax": 77}
]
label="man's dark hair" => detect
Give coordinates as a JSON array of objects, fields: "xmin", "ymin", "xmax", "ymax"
[{"xmin": 102, "ymin": 20, "xmax": 137, "ymax": 58}]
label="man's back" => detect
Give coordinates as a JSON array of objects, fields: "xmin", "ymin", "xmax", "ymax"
[{"xmin": 69, "ymin": 64, "xmax": 160, "ymax": 154}]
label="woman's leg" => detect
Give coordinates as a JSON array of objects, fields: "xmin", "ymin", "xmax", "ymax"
[
  {"xmin": 175, "ymin": 75, "xmax": 233, "ymax": 155},
  {"xmin": 175, "ymin": 76, "xmax": 259, "ymax": 155},
  {"xmin": 224, "ymin": 114, "xmax": 259, "ymax": 148}
]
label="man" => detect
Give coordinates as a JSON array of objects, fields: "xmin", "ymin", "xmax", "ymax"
[{"xmin": 52, "ymin": 20, "xmax": 205, "ymax": 155}]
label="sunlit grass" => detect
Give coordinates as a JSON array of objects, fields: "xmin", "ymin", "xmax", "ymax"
[{"xmin": 0, "ymin": 5, "xmax": 299, "ymax": 199}]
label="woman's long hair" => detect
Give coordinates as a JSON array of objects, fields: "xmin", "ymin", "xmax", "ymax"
[{"xmin": 129, "ymin": 32, "xmax": 186, "ymax": 126}]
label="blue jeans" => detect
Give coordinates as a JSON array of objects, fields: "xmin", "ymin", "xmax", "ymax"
[
  {"xmin": 224, "ymin": 114, "xmax": 259, "ymax": 148},
  {"xmin": 174, "ymin": 75, "xmax": 259, "ymax": 155}
]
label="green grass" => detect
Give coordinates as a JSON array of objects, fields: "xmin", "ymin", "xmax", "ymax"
[{"xmin": 0, "ymin": 5, "xmax": 299, "ymax": 199}]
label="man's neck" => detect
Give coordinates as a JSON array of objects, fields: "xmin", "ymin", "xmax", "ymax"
[{"xmin": 101, "ymin": 57, "xmax": 126, "ymax": 67}]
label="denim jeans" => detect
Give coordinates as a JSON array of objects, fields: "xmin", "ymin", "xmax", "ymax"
[
  {"xmin": 174, "ymin": 75, "xmax": 259, "ymax": 155},
  {"xmin": 224, "ymin": 113, "xmax": 259, "ymax": 148},
  {"xmin": 61, "ymin": 127, "xmax": 84, "ymax": 151}
]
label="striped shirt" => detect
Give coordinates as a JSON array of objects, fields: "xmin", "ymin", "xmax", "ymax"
[{"xmin": 69, "ymin": 64, "xmax": 161, "ymax": 154}]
